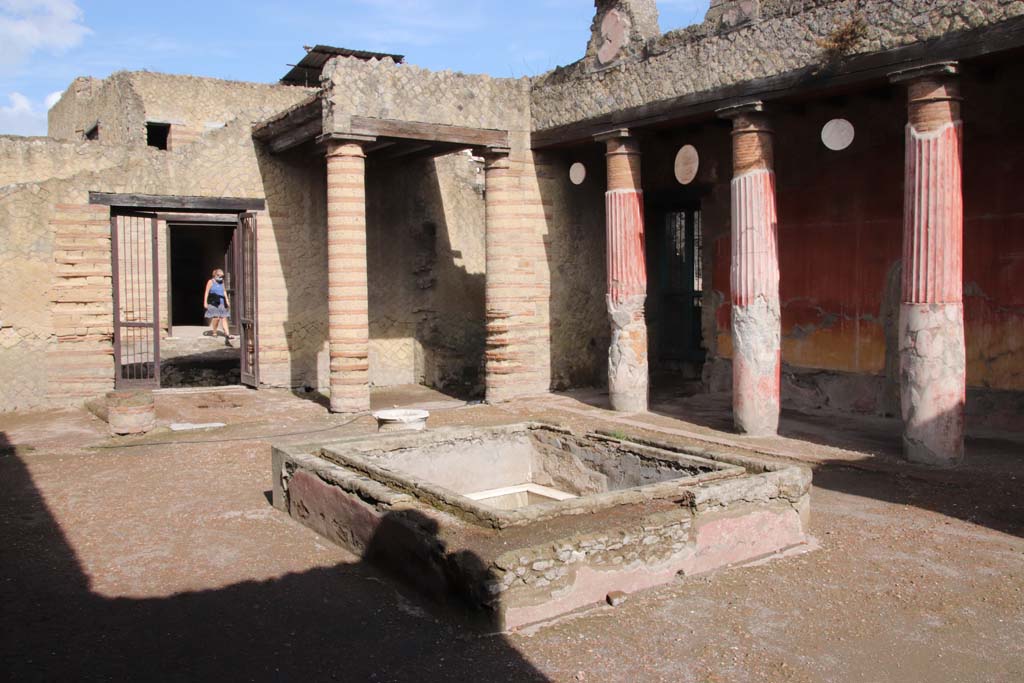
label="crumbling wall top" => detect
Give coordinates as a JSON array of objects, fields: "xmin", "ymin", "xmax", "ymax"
[
  {"xmin": 530, "ymin": 0, "xmax": 1023, "ymax": 132},
  {"xmin": 322, "ymin": 57, "xmax": 531, "ymax": 136}
]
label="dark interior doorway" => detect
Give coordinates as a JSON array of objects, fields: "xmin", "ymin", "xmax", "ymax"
[
  {"xmin": 646, "ymin": 198, "xmax": 705, "ymax": 386},
  {"xmin": 170, "ymin": 224, "xmax": 236, "ymax": 327},
  {"xmin": 163, "ymin": 222, "xmax": 241, "ymax": 388}
]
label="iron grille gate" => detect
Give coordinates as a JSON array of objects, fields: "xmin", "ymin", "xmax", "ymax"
[
  {"xmin": 111, "ymin": 211, "xmax": 161, "ymax": 388},
  {"xmin": 237, "ymin": 212, "xmax": 259, "ymax": 387}
]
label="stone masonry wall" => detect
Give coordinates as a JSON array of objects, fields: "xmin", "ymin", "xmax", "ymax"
[
  {"xmin": 323, "ymin": 57, "xmax": 530, "ymax": 133},
  {"xmin": 541, "ymin": 146, "xmax": 610, "ymax": 390},
  {"xmin": 49, "ymin": 71, "xmax": 312, "ymax": 150},
  {"xmin": 367, "ymin": 152, "xmax": 487, "ymax": 395},
  {"xmin": 324, "ymin": 57, "xmax": 552, "ymax": 399},
  {"xmin": 0, "ymin": 101, "xmax": 320, "ymax": 411},
  {"xmin": 530, "ymin": 0, "xmax": 1024, "ymax": 131},
  {"xmin": 48, "ymin": 75, "xmax": 140, "ymax": 144}
]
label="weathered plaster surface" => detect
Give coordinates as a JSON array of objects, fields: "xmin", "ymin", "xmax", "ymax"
[
  {"xmin": 899, "ymin": 304, "xmax": 966, "ymax": 466},
  {"xmin": 272, "ymin": 426, "xmax": 811, "ymax": 630},
  {"xmin": 607, "ymin": 295, "xmax": 649, "ymax": 412},
  {"xmin": 530, "ymin": 0, "xmax": 1022, "ymax": 131}
]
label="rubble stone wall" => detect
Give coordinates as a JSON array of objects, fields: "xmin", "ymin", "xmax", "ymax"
[
  {"xmin": 48, "ymin": 71, "xmax": 312, "ymax": 150},
  {"xmin": 530, "ymin": 0, "xmax": 1023, "ymax": 131},
  {"xmin": 323, "ymin": 57, "xmax": 530, "ymax": 133},
  {"xmin": 367, "ymin": 152, "xmax": 487, "ymax": 395},
  {"xmin": 0, "ymin": 115, "xmax": 323, "ymax": 410}
]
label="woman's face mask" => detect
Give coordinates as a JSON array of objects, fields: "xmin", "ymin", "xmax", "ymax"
[{"xmin": 215, "ymin": 275, "xmax": 224, "ymax": 282}]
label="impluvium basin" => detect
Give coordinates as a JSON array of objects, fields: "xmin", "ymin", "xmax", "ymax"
[{"xmin": 272, "ymin": 423, "xmax": 811, "ymax": 631}]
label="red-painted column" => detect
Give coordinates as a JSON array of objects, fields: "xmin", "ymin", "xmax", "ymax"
[
  {"xmin": 325, "ymin": 139, "xmax": 370, "ymax": 413},
  {"xmin": 719, "ymin": 102, "xmax": 780, "ymax": 435},
  {"xmin": 891, "ymin": 62, "xmax": 965, "ymax": 467},
  {"xmin": 597, "ymin": 129, "xmax": 648, "ymax": 412}
]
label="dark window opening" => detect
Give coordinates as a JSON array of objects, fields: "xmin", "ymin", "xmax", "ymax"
[
  {"xmin": 146, "ymin": 122, "xmax": 170, "ymax": 150},
  {"xmin": 84, "ymin": 124, "xmax": 99, "ymax": 141}
]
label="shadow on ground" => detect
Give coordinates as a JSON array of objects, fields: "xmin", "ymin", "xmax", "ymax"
[
  {"xmin": 553, "ymin": 387, "xmax": 1024, "ymax": 539},
  {"xmin": 0, "ymin": 432, "xmax": 548, "ymax": 682}
]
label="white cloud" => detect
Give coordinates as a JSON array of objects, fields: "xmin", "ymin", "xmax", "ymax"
[
  {"xmin": 0, "ymin": 91, "xmax": 47, "ymax": 135},
  {"xmin": 44, "ymin": 89, "xmax": 61, "ymax": 108},
  {"xmin": 0, "ymin": 0, "xmax": 91, "ymax": 67}
]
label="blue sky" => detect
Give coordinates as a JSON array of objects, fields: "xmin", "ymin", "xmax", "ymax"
[{"xmin": 0, "ymin": 1, "xmax": 709, "ymax": 136}]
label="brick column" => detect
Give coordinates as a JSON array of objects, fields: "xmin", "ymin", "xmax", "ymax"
[
  {"xmin": 325, "ymin": 140, "xmax": 370, "ymax": 413},
  {"xmin": 480, "ymin": 147, "xmax": 520, "ymax": 402},
  {"xmin": 891, "ymin": 62, "xmax": 965, "ymax": 467},
  {"xmin": 718, "ymin": 102, "xmax": 781, "ymax": 436},
  {"xmin": 597, "ymin": 129, "xmax": 648, "ymax": 412}
]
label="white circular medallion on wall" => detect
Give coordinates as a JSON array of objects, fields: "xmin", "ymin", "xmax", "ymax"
[
  {"xmin": 821, "ymin": 118, "xmax": 855, "ymax": 151},
  {"xmin": 569, "ymin": 162, "xmax": 587, "ymax": 185},
  {"xmin": 674, "ymin": 145, "xmax": 699, "ymax": 185}
]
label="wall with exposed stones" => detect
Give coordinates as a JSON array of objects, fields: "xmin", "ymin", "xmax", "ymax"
[
  {"xmin": 47, "ymin": 75, "xmax": 139, "ymax": 144},
  {"xmin": 0, "ymin": 110, "xmax": 326, "ymax": 410},
  {"xmin": 540, "ymin": 146, "xmax": 610, "ymax": 390},
  {"xmin": 530, "ymin": 0, "xmax": 1023, "ymax": 131},
  {"xmin": 323, "ymin": 57, "xmax": 530, "ymax": 134},
  {"xmin": 366, "ymin": 152, "xmax": 487, "ymax": 395},
  {"xmin": 48, "ymin": 71, "xmax": 313, "ymax": 150}
]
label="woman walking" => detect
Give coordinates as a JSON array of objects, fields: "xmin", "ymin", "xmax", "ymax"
[{"xmin": 203, "ymin": 268, "xmax": 233, "ymax": 341}]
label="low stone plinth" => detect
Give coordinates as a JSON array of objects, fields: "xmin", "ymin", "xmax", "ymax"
[
  {"xmin": 106, "ymin": 390, "xmax": 156, "ymax": 436},
  {"xmin": 272, "ymin": 424, "xmax": 811, "ymax": 631}
]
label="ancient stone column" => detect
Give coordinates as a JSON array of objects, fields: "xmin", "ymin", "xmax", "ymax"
[
  {"xmin": 480, "ymin": 147, "xmax": 519, "ymax": 403},
  {"xmin": 325, "ymin": 139, "xmax": 370, "ymax": 413},
  {"xmin": 891, "ymin": 62, "xmax": 965, "ymax": 467},
  {"xmin": 719, "ymin": 102, "xmax": 780, "ymax": 436},
  {"xmin": 597, "ymin": 129, "xmax": 648, "ymax": 412}
]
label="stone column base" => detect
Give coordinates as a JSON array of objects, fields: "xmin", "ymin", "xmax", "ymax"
[
  {"xmin": 607, "ymin": 295, "xmax": 648, "ymax": 412},
  {"xmin": 732, "ymin": 297, "xmax": 781, "ymax": 435},
  {"xmin": 899, "ymin": 303, "xmax": 965, "ymax": 467}
]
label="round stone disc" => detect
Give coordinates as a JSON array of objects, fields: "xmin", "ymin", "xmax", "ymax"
[
  {"xmin": 674, "ymin": 145, "xmax": 699, "ymax": 185},
  {"xmin": 821, "ymin": 118, "xmax": 855, "ymax": 151},
  {"xmin": 569, "ymin": 162, "xmax": 587, "ymax": 185}
]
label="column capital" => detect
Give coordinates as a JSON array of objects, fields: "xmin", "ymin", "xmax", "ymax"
[
  {"xmin": 716, "ymin": 100, "xmax": 765, "ymax": 120},
  {"xmin": 888, "ymin": 61, "xmax": 959, "ymax": 85},
  {"xmin": 594, "ymin": 128, "xmax": 633, "ymax": 143},
  {"xmin": 320, "ymin": 133, "xmax": 376, "ymax": 158},
  {"xmin": 473, "ymin": 144, "xmax": 511, "ymax": 159}
]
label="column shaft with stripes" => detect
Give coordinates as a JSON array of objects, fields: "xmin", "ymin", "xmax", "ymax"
[
  {"xmin": 326, "ymin": 140, "xmax": 370, "ymax": 413},
  {"xmin": 602, "ymin": 133, "xmax": 648, "ymax": 412},
  {"xmin": 725, "ymin": 106, "xmax": 781, "ymax": 435},
  {"xmin": 895, "ymin": 64, "xmax": 965, "ymax": 467}
]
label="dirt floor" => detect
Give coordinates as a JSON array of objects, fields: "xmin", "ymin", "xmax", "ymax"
[{"xmin": 1, "ymin": 385, "xmax": 1021, "ymax": 682}]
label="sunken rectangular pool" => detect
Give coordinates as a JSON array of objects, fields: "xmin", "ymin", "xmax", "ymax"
[{"xmin": 272, "ymin": 423, "xmax": 811, "ymax": 630}]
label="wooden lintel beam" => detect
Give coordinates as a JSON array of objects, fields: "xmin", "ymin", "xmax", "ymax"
[
  {"xmin": 374, "ymin": 142, "xmax": 434, "ymax": 161},
  {"xmin": 89, "ymin": 192, "xmax": 265, "ymax": 213},
  {"xmin": 155, "ymin": 213, "xmax": 237, "ymax": 224},
  {"xmin": 252, "ymin": 98, "xmax": 321, "ymax": 140},
  {"xmin": 375, "ymin": 142, "xmax": 469, "ymax": 165},
  {"xmin": 268, "ymin": 118, "xmax": 323, "ymax": 153},
  {"xmin": 530, "ymin": 15, "xmax": 1024, "ymax": 148},
  {"xmin": 347, "ymin": 115, "xmax": 508, "ymax": 148}
]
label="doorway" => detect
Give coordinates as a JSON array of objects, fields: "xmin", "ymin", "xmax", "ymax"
[
  {"xmin": 163, "ymin": 222, "xmax": 240, "ymax": 387},
  {"xmin": 646, "ymin": 199, "xmax": 705, "ymax": 390}
]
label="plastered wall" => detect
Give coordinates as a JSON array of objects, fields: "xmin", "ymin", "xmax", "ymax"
[
  {"xmin": 366, "ymin": 152, "xmax": 487, "ymax": 394},
  {"xmin": 1, "ymin": 106, "xmax": 323, "ymax": 410},
  {"xmin": 706, "ymin": 69, "xmax": 1024, "ymax": 403}
]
